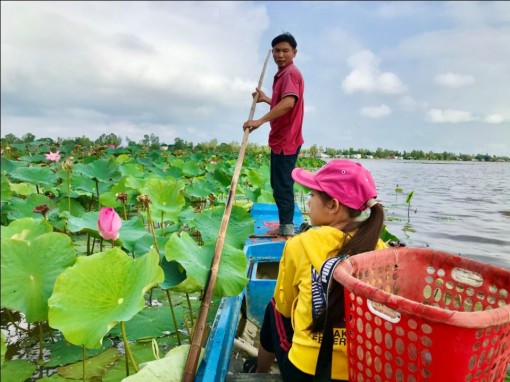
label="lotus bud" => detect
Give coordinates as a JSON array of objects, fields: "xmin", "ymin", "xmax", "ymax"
[
  {"xmin": 97, "ymin": 207, "xmax": 122, "ymax": 241},
  {"xmin": 62, "ymin": 156, "xmax": 74, "ymax": 171}
]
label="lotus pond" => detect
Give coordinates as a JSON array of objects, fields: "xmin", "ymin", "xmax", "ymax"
[{"xmin": 1, "ymin": 141, "xmax": 338, "ymax": 381}]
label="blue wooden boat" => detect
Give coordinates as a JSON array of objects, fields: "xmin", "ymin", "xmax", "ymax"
[{"xmin": 195, "ymin": 203, "xmax": 304, "ymax": 381}]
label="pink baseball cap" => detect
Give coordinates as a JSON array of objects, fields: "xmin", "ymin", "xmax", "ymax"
[{"xmin": 292, "ymin": 159, "xmax": 377, "ymax": 211}]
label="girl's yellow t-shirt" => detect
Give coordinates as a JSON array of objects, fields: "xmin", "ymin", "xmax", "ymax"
[{"xmin": 273, "ymin": 226, "xmax": 387, "ymax": 380}]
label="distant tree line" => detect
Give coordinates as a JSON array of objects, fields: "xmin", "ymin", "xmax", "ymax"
[{"xmin": 1, "ymin": 133, "xmax": 508, "ymax": 162}]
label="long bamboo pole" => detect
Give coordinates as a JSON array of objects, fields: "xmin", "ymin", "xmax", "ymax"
[{"xmin": 183, "ymin": 49, "xmax": 272, "ymax": 381}]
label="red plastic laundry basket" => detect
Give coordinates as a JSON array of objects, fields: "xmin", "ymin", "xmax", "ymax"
[{"xmin": 333, "ymin": 247, "xmax": 510, "ymax": 382}]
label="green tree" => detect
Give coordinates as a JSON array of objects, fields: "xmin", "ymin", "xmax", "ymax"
[
  {"xmin": 95, "ymin": 133, "xmax": 122, "ymax": 147},
  {"xmin": 1, "ymin": 133, "xmax": 20, "ymax": 145},
  {"xmin": 21, "ymin": 133, "xmax": 36, "ymax": 143}
]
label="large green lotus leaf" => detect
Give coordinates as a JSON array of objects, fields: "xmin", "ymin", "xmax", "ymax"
[
  {"xmin": 115, "ymin": 154, "xmax": 133, "ymax": 164},
  {"xmin": 109, "ymin": 305, "xmax": 176, "ymax": 341},
  {"xmin": 185, "ymin": 177, "xmax": 220, "ymax": 199},
  {"xmin": 123, "ymin": 173, "xmax": 161, "ymax": 193},
  {"xmin": 1, "ymin": 233, "xmax": 76, "ymax": 323},
  {"xmin": 121, "ymin": 344, "xmax": 203, "ymax": 382},
  {"xmin": 143, "ymin": 177, "xmax": 185, "ymax": 218},
  {"xmin": 159, "ymin": 258, "xmax": 186, "ymax": 289},
  {"xmin": 63, "ymin": 211, "xmax": 107, "ymax": 241},
  {"xmin": 0, "ymin": 359, "xmax": 37, "ymax": 381},
  {"xmin": 164, "ymin": 232, "xmax": 248, "ymax": 297},
  {"xmin": 1, "ymin": 217, "xmax": 53, "ymax": 240},
  {"xmin": 122, "ymin": 231, "xmax": 168, "ymax": 258},
  {"xmin": 5, "ymin": 194, "xmax": 53, "ymax": 220},
  {"xmin": 1, "ymin": 157, "xmax": 26, "ymax": 175},
  {"xmin": 190, "ymin": 205, "xmax": 254, "ymax": 249},
  {"xmin": 181, "ymin": 160, "xmax": 203, "ymax": 177},
  {"xmin": 74, "ymin": 158, "xmax": 122, "ymax": 183},
  {"xmin": 102, "ymin": 338, "xmax": 177, "ymax": 382},
  {"xmin": 7, "ymin": 181, "xmax": 38, "ymax": 197},
  {"xmin": 10, "ymin": 166, "xmax": 58, "ymax": 186},
  {"xmin": 245, "ymin": 168, "xmax": 264, "ymax": 189},
  {"xmin": 136, "ymin": 156, "xmax": 153, "ymax": 167},
  {"xmin": 99, "ymin": 177, "xmax": 132, "ymax": 208},
  {"xmin": 1, "ymin": 175, "xmax": 12, "ymax": 202},
  {"xmin": 56, "ymin": 198, "xmax": 86, "ymax": 217},
  {"xmin": 56, "ymin": 348, "xmax": 121, "ymax": 380},
  {"xmin": 44, "ymin": 338, "xmax": 113, "ymax": 367},
  {"xmin": 48, "ymin": 248, "xmax": 164, "ymax": 348},
  {"xmin": 117, "ymin": 216, "xmax": 147, "ymax": 249},
  {"xmin": 1, "ymin": 332, "xmax": 5, "ymax": 366},
  {"xmin": 204, "ymin": 171, "xmax": 228, "ymax": 193},
  {"xmin": 257, "ymin": 188, "xmax": 275, "ymax": 203},
  {"xmin": 211, "ymin": 167, "xmax": 234, "ymax": 189},
  {"xmin": 119, "ymin": 162, "xmax": 145, "ymax": 178},
  {"xmin": 70, "ymin": 173, "xmax": 98, "ymax": 195}
]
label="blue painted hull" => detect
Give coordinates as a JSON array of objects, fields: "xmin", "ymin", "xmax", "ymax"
[{"xmin": 195, "ymin": 203, "xmax": 303, "ymax": 381}]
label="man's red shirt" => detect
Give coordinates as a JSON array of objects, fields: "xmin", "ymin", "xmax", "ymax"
[{"xmin": 268, "ymin": 61, "xmax": 305, "ymax": 155}]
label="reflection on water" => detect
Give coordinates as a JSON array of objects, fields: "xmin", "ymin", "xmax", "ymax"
[{"xmin": 357, "ymin": 160, "xmax": 510, "ymax": 269}]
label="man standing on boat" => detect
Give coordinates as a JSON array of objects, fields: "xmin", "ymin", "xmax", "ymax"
[{"xmin": 243, "ymin": 32, "xmax": 305, "ymax": 238}]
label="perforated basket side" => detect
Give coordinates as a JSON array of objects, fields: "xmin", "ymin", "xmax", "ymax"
[{"xmin": 334, "ymin": 247, "xmax": 510, "ymax": 382}]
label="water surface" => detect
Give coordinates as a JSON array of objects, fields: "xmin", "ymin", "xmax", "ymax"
[{"xmin": 357, "ymin": 160, "xmax": 510, "ymax": 269}]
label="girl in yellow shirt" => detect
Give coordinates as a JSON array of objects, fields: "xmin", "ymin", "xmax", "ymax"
[{"xmin": 252, "ymin": 159, "xmax": 386, "ymax": 381}]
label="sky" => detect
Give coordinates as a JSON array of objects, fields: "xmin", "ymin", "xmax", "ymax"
[{"xmin": 2, "ymin": 1, "xmax": 510, "ymax": 156}]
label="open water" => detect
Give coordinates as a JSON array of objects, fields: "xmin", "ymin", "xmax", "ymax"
[{"xmin": 353, "ymin": 160, "xmax": 510, "ymax": 270}]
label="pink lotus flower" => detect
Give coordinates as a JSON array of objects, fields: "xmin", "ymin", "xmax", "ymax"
[
  {"xmin": 46, "ymin": 151, "xmax": 61, "ymax": 162},
  {"xmin": 97, "ymin": 207, "xmax": 122, "ymax": 241},
  {"xmin": 109, "ymin": 144, "xmax": 115, "ymax": 149}
]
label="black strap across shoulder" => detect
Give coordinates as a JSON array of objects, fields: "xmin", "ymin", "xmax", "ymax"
[{"xmin": 313, "ymin": 255, "xmax": 349, "ymax": 382}]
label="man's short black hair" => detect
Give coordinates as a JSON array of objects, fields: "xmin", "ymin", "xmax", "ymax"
[{"xmin": 271, "ymin": 32, "xmax": 297, "ymax": 49}]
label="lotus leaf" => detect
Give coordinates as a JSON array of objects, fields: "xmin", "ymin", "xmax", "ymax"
[
  {"xmin": 7, "ymin": 181, "xmax": 38, "ymax": 197},
  {"xmin": 181, "ymin": 160, "xmax": 203, "ymax": 177},
  {"xmin": 1, "ymin": 332, "xmax": 5, "ymax": 366},
  {"xmin": 64, "ymin": 210, "xmax": 101, "ymax": 234},
  {"xmin": 10, "ymin": 166, "xmax": 58, "ymax": 187},
  {"xmin": 143, "ymin": 177, "xmax": 185, "ymax": 219},
  {"xmin": 102, "ymin": 338, "xmax": 179, "ymax": 382},
  {"xmin": 56, "ymin": 348, "xmax": 121, "ymax": 380},
  {"xmin": 109, "ymin": 305, "xmax": 177, "ymax": 340},
  {"xmin": 1, "ymin": 232, "xmax": 76, "ymax": 323},
  {"xmin": 74, "ymin": 158, "xmax": 122, "ymax": 183},
  {"xmin": 1, "ymin": 217, "xmax": 53, "ymax": 240},
  {"xmin": 257, "ymin": 189, "xmax": 275, "ymax": 203},
  {"xmin": 159, "ymin": 258, "xmax": 186, "ymax": 290},
  {"xmin": 121, "ymin": 344, "xmax": 203, "ymax": 382},
  {"xmin": 164, "ymin": 232, "xmax": 248, "ymax": 296},
  {"xmin": 48, "ymin": 248, "xmax": 164, "ymax": 348},
  {"xmin": 185, "ymin": 177, "xmax": 218, "ymax": 199},
  {"xmin": 1, "ymin": 157, "xmax": 26, "ymax": 175},
  {"xmin": 119, "ymin": 162, "xmax": 145, "ymax": 177},
  {"xmin": 44, "ymin": 337, "xmax": 113, "ymax": 367},
  {"xmin": 5, "ymin": 194, "xmax": 54, "ymax": 220},
  {"xmin": 0, "ymin": 359, "xmax": 37, "ymax": 381},
  {"xmin": 190, "ymin": 205, "xmax": 254, "ymax": 249},
  {"xmin": 1, "ymin": 175, "xmax": 12, "ymax": 201}
]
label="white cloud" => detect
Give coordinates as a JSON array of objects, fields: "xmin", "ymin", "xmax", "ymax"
[
  {"xmin": 360, "ymin": 104, "xmax": 391, "ymax": 118},
  {"xmin": 398, "ymin": 95, "xmax": 428, "ymax": 111},
  {"xmin": 428, "ymin": 109, "xmax": 477, "ymax": 123},
  {"xmin": 485, "ymin": 114, "xmax": 505, "ymax": 124},
  {"xmin": 342, "ymin": 50, "xmax": 407, "ymax": 95},
  {"xmin": 434, "ymin": 73, "xmax": 475, "ymax": 88}
]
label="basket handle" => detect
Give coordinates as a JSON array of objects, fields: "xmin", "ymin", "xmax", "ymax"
[{"xmin": 367, "ymin": 300, "xmax": 401, "ymax": 323}]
